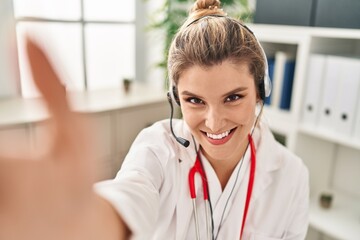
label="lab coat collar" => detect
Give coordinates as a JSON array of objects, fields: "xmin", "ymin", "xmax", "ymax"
[{"xmin": 254, "ymin": 122, "xmax": 284, "ymax": 172}]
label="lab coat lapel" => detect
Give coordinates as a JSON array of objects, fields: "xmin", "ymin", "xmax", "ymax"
[
  {"xmin": 209, "ymin": 155, "xmax": 251, "ymax": 238},
  {"xmin": 175, "ymin": 162, "xmax": 193, "ymax": 240},
  {"xmin": 251, "ymin": 124, "xmax": 283, "ymax": 203}
]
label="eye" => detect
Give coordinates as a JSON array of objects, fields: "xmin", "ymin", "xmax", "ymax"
[
  {"xmin": 186, "ymin": 97, "xmax": 204, "ymax": 105},
  {"xmin": 225, "ymin": 94, "xmax": 242, "ymax": 102}
]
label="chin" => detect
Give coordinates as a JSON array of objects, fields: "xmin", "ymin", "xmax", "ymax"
[{"xmin": 204, "ymin": 133, "xmax": 249, "ymax": 161}]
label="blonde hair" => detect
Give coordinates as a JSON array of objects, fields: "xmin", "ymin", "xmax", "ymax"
[{"xmin": 168, "ymin": 0, "xmax": 266, "ymax": 97}]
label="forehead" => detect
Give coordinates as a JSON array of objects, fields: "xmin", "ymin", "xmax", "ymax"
[{"xmin": 177, "ymin": 61, "xmax": 254, "ymax": 93}]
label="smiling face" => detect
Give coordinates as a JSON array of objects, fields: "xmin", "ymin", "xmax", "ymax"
[{"xmin": 177, "ymin": 60, "xmax": 258, "ymax": 166}]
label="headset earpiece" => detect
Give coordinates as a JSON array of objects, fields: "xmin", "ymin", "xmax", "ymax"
[
  {"xmin": 258, "ymin": 79, "xmax": 266, "ymax": 102},
  {"xmin": 241, "ymin": 22, "xmax": 272, "ymax": 103},
  {"xmin": 172, "ymin": 86, "xmax": 181, "ymax": 106}
]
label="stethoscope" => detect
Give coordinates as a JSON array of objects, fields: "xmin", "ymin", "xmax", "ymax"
[{"xmin": 188, "ymin": 133, "xmax": 256, "ymax": 240}]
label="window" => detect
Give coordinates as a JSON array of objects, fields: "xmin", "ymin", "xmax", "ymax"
[{"xmin": 13, "ymin": 0, "xmax": 136, "ymax": 98}]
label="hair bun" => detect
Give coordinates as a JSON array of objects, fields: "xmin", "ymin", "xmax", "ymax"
[{"xmin": 191, "ymin": 0, "xmax": 225, "ymax": 15}]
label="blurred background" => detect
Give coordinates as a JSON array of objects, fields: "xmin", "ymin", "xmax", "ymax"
[{"xmin": 0, "ymin": 0, "xmax": 359, "ymax": 239}]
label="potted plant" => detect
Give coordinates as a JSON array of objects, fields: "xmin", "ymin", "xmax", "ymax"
[
  {"xmin": 148, "ymin": 0, "xmax": 254, "ymax": 73},
  {"xmin": 122, "ymin": 77, "xmax": 133, "ymax": 93}
]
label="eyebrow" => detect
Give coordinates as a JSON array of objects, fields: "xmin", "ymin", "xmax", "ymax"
[
  {"xmin": 181, "ymin": 86, "xmax": 248, "ymax": 98},
  {"xmin": 221, "ymin": 87, "xmax": 248, "ymax": 97}
]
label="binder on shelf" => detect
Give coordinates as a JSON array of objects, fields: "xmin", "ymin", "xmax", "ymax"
[
  {"xmin": 302, "ymin": 54, "xmax": 327, "ymax": 126},
  {"xmin": 354, "ymin": 97, "xmax": 360, "ymax": 141},
  {"xmin": 333, "ymin": 57, "xmax": 360, "ymax": 137},
  {"xmin": 265, "ymin": 57, "xmax": 275, "ymax": 105},
  {"xmin": 279, "ymin": 58, "xmax": 296, "ymax": 110},
  {"xmin": 271, "ymin": 51, "xmax": 296, "ymax": 110},
  {"xmin": 317, "ymin": 56, "xmax": 343, "ymax": 132}
]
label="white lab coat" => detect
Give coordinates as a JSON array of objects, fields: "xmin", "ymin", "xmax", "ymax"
[{"xmin": 95, "ymin": 119, "xmax": 309, "ymax": 240}]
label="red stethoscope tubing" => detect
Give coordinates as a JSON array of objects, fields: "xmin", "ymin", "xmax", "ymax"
[
  {"xmin": 189, "ymin": 150, "xmax": 211, "ymax": 239},
  {"xmin": 189, "ymin": 154, "xmax": 209, "ymax": 200},
  {"xmin": 241, "ymin": 134, "xmax": 256, "ymax": 238},
  {"xmin": 188, "ymin": 134, "xmax": 256, "ymax": 239}
]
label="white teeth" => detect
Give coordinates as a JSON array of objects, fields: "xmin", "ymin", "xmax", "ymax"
[{"xmin": 206, "ymin": 130, "xmax": 231, "ymax": 140}]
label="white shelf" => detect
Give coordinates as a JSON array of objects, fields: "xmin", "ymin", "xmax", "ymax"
[
  {"xmin": 299, "ymin": 124, "xmax": 360, "ymax": 150},
  {"xmin": 263, "ymin": 106, "xmax": 297, "ymax": 136},
  {"xmin": 0, "ymin": 83, "xmax": 167, "ymax": 128},
  {"xmin": 249, "ymin": 24, "xmax": 360, "ymax": 40},
  {"xmin": 310, "ymin": 192, "xmax": 360, "ymax": 240}
]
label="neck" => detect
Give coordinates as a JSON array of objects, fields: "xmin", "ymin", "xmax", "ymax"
[
  {"xmin": 214, "ymin": 160, "xmax": 239, "ymax": 190},
  {"xmin": 202, "ymin": 139, "xmax": 249, "ymax": 190}
]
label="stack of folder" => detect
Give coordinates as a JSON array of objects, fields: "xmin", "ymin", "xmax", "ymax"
[
  {"xmin": 302, "ymin": 54, "xmax": 360, "ymax": 139},
  {"xmin": 265, "ymin": 51, "xmax": 296, "ymax": 111}
]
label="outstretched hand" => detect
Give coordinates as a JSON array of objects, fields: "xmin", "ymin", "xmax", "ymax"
[{"xmin": 0, "ymin": 38, "xmax": 125, "ymax": 239}]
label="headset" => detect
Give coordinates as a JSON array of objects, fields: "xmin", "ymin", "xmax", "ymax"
[{"xmin": 167, "ymin": 15, "xmax": 272, "ymax": 148}]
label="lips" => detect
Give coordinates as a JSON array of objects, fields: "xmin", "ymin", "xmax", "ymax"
[{"xmin": 202, "ymin": 127, "xmax": 236, "ymax": 145}]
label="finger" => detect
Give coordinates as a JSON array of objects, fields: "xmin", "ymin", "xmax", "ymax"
[
  {"xmin": 26, "ymin": 37, "xmax": 69, "ymax": 118},
  {"xmin": 25, "ymin": 38, "xmax": 77, "ymax": 161},
  {"xmin": 25, "ymin": 37, "xmax": 98, "ymax": 178}
]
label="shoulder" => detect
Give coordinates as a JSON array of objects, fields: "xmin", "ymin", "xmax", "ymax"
[
  {"xmin": 255, "ymin": 124, "xmax": 309, "ymax": 206},
  {"xmin": 257, "ymin": 124, "xmax": 308, "ymax": 179},
  {"xmin": 276, "ymin": 140, "xmax": 306, "ymax": 172},
  {"xmin": 124, "ymin": 119, "xmax": 189, "ymax": 166},
  {"xmin": 134, "ymin": 119, "xmax": 173, "ymax": 144},
  {"xmin": 246, "ymin": 125, "xmax": 309, "ymax": 239},
  {"xmin": 132, "ymin": 119, "xmax": 183, "ymax": 149}
]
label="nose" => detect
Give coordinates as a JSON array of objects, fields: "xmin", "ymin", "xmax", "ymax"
[{"xmin": 204, "ymin": 106, "xmax": 225, "ymax": 133}]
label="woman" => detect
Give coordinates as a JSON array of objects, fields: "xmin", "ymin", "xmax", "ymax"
[
  {"xmin": 0, "ymin": 0, "xmax": 309, "ymax": 239},
  {"xmin": 97, "ymin": 0, "xmax": 309, "ymax": 238}
]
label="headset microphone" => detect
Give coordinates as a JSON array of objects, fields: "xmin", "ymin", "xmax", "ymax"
[{"xmin": 167, "ymin": 92, "xmax": 190, "ymax": 148}]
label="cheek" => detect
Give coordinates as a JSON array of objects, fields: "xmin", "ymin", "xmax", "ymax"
[
  {"xmin": 229, "ymin": 111, "xmax": 253, "ymax": 126},
  {"xmin": 181, "ymin": 107, "xmax": 202, "ymax": 129},
  {"xmin": 232, "ymin": 101, "xmax": 257, "ymax": 123},
  {"xmin": 181, "ymin": 106, "xmax": 209, "ymax": 138}
]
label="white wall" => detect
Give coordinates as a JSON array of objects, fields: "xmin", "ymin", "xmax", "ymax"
[
  {"xmin": 140, "ymin": 0, "xmax": 166, "ymax": 89},
  {"xmin": 0, "ymin": 0, "xmax": 19, "ymax": 98}
]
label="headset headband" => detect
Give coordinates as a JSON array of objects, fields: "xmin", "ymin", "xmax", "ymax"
[{"xmin": 171, "ymin": 14, "xmax": 272, "ymax": 102}]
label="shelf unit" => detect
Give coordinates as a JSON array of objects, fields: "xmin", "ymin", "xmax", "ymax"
[
  {"xmin": 249, "ymin": 24, "xmax": 360, "ymax": 240},
  {"xmin": 309, "ymin": 191, "xmax": 360, "ymax": 240}
]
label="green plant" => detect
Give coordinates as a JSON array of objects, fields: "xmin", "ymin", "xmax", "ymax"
[
  {"xmin": 148, "ymin": 0, "xmax": 254, "ymax": 71},
  {"xmin": 122, "ymin": 77, "xmax": 133, "ymax": 93}
]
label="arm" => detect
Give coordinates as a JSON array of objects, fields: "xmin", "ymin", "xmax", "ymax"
[
  {"xmin": 0, "ymin": 38, "xmax": 130, "ymax": 240},
  {"xmin": 92, "ymin": 194, "xmax": 131, "ymax": 239}
]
